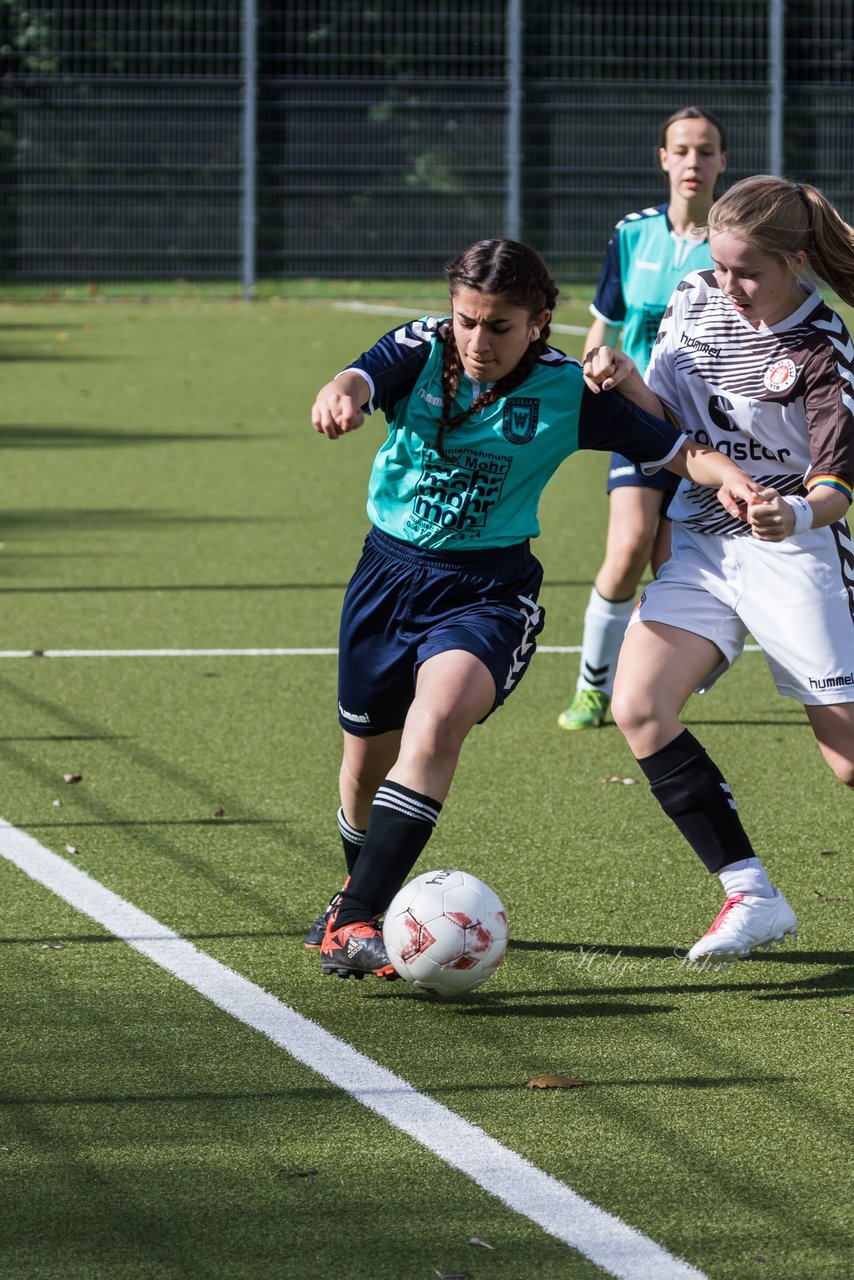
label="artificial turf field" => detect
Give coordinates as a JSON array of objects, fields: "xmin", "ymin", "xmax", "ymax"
[{"xmin": 0, "ymin": 291, "xmax": 852, "ymax": 1280}]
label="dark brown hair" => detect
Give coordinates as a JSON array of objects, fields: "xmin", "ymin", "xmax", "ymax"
[
  {"xmin": 658, "ymin": 105, "xmax": 728, "ymax": 157},
  {"xmin": 437, "ymin": 239, "xmax": 559, "ymax": 456}
]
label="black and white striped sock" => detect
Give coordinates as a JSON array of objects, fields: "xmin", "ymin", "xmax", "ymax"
[
  {"xmin": 337, "ymin": 806, "xmax": 366, "ymax": 874},
  {"xmin": 332, "ymin": 780, "xmax": 442, "ymax": 928}
]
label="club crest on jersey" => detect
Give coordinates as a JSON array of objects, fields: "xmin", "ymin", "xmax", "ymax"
[
  {"xmin": 763, "ymin": 358, "xmax": 798, "ymax": 394},
  {"xmin": 502, "ymin": 398, "xmax": 539, "ymax": 444}
]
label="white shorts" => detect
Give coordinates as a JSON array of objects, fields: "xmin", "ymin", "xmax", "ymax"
[{"xmin": 627, "ymin": 520, "xmax": 854, "ymax": 705}]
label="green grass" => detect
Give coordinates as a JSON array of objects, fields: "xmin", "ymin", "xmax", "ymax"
[
  {"xmin": 0, "ymin": 277, "xmax": 598, "ymax": 308},
  {"xmin": 0, "ymin": 297, "xmax": 852, "ymax": 1280}
]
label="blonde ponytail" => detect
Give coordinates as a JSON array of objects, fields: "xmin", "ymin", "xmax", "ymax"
[{"xmin": 706, "ymin": 175, "xmax": 854, "ymax": 306}]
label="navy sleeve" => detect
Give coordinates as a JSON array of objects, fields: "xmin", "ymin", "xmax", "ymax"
[
  {"xmin": 577, "ymin": 385, "xmax": 683, "ymax": 463},
  {"xmin": 590, "ymin": 228, "xmax": 626, "ymax": 325},
  {"xmin": 346, "ymin": 317, "xmax": 439, "ymax": 420}
]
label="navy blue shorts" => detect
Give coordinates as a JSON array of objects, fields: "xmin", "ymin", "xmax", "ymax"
[
  {"xmin": 338, "ymin": 527, "xmax": 545, "ymax": 736},
  {"xmin": 606, "ymin": 450, "xmax": 680, "ymax": 502}
]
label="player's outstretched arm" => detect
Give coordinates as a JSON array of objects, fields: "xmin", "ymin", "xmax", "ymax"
[
  {"xmin": 668, "ymin": 442, "xmax": 763, "ymax": 521},
  {"xmin": 311, "ymin": 371, "xmax": 371, "ymax": 440}
]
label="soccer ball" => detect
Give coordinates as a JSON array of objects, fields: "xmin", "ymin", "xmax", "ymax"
[{"xmin": 382, "ymin": 869, "xmax": 508, "ymax": 996}]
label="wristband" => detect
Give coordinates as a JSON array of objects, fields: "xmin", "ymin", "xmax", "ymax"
[{"xmin": 782, "ymin": 494, "xmax": 814, "ymax": 535}]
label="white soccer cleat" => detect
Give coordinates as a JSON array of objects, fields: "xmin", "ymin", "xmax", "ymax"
[{"xmin": 686, "ymin": 890, "xmax": 798, "ymax": 967}]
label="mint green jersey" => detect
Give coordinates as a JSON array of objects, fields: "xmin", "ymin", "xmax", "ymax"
[
  {"xmin": 591, "ymin": 203, "xmax": 714, "ymax": 372},
  {"xmin": 346, "ymin": 318, "xmax": 683, "ymax": 550}
]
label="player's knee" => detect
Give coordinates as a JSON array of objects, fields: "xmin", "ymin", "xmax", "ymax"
[
  {"xmin": 419, "ymin": 711, "xmax": 469, "ymax": 758},
  {"xmin": 830, "ymin": 759, "xmax": 854, "ymax": 789},
  {"xmin": 815, "ymin": 741, "xmax": 854, "ymax": 787},
  {"xmin": 609, "ymin": 686, "xmax": 651, "ymax": 740},
  {"xmin": 341, "ymin": 749, "xmax": 390, "ymax": 801},
  {"xmin": 601, "ymin": 544, "xmax": 652, "ymax": 594}
]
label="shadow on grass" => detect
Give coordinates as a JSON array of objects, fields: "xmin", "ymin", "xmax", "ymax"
[
  {"xmin": 0, "ymin": 927, "xmax": 291, "ymax": 946},
  {"xmin": 0, "ymin": 424, "xmax": 274, "ymax": 448},
  {"xmin": 444, "ymin": 999, "xmax": 679, "ymax": 1017},
  {"xmin": 0, "ymin": 581, "xmax": 343, "ymax": 594},
  {"xmin": 510, "ymin": 937, "xmax": 854, "ymax": 966},
  {"xmin": 11, "ymin": 819, "xmax": 282, "ymax": 830},
  {"xmin": 0, "ymin": 321, "xmax": 87, "ymax": 330},
  {"xmin": 0, "ymin": 734, "xmax": 129, "ymax": 741},
  {"xmin": 0, "ymin": 1072, "xmax": 797, "ymax": 1107},
  {"xmin": 560, "ymin": 718, "xmax": 810, "ymax": 732},
  {"xmin": 492, "ymin": 973, "xmax": 854, "ymax": 1004},
  {"xmin": 0, "ymin": 351, "xmax": 107, "ymax": 363},
  {"xmin": 2, "ymin": 507, "xmax": 283, "ymax": 533},
  {"xmin": 505, "ymin": 937, "xmax": 854, "ymax": 1001}
]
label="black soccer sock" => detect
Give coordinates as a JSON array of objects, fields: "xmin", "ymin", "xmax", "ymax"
[
  {"xmin": 337, "ymin": 806, "xmax": 366, "ymax": 874},
  {"xmin": 636, "ymin": 728, "xmax": 756, "ymax": 874},
  {"xmin": 332, "ymin": 780, "xmax": 443, "ymax": 928}
]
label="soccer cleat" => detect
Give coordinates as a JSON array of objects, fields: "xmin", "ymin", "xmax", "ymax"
[
  {"xmin": 320, "ymin": 918, "xmax": 398, "ymax": 980},
  {"xmin": 558, "ymin": 689, "xmax": 610, "ymax": 731},
  {"xmin": 304, "ymin": 881, "xmax": 348, "ymax": 949},
  {"xmin": 686, "ymin": 890, "xmax": 798, "ymax": 966}
]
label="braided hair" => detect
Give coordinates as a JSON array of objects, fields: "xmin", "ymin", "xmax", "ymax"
[{"xmin": 437, "ymin": 239, "xmax": 559, "ymax": 458}]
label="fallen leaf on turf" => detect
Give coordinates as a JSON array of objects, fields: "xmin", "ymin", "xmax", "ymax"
[
  {"xmin": 838, "ymin": 1009, "xmax": 854, "ymax": 1015},
  {"xmin": 63, "ymin": 774, "xmax": 84, "ymax": 784},
  {"xmin": 818, "ymin": 849, "xmax": 839, "ymax": 857},
  {"xmin": 213, "ymin": 806, "xmax": 226, "ymax": 818},
  {"xmin": 525, "ymin": 1073, "xmax": 584, "ymax": 1089},
  {"xmin": 64, "ymin": 844, "xmax": 78, "ymax": 855},
  {"xmin": 271, "ymin": 1167, "xmax": 317, "ymax": 1179},
  {"xmin": 814, "ymin": 890, "xmax": 845, "ymax": 902},
  {"xmin": 604, "ymin": 775, "xmax": 638, "ymax": 785},
  {"xmin": 468, "ymin": 1236, "xmax": 494, "ymax": 1249}
]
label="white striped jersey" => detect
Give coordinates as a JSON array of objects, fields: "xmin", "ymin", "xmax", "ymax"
[{"xmin": 648, "ymin": 269, "xmax": 854, "ymax": 535}]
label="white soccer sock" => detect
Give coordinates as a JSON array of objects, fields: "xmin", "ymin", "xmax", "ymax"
[
  {"xmin": 718, "ymin": 857, "xmax": 774, "ymax": 899},
  {"xmin": 575, "ymin": 587, "xmax": 634, "ymax": 696}
]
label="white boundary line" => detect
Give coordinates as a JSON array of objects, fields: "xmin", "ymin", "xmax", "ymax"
[
  {"xmin": 0, "ymin": 648, "xmax": 341, "ymax": 658},
  {"xmin": 0, "ymin": 819, "xmax": 709, "ymax": 1280},
  {"xmin": 0, "ymin": 646, "xmax": 761, "ymax": 658},
  {"xmin": 332, "ymin": 299, "xmax": 589, "ymax": 337}
]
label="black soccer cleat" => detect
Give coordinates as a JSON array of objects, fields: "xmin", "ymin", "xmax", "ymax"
[
  {"xmin": 320, "ymin": 918, "xmax": 398, "ymax": 980},
  {"xmin": 304, "ymin": 885, "xmax": 347, "ymax": 949}
]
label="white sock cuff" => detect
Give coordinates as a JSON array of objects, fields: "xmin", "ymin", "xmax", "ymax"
[
  {"xmin": 718, "ymin": 857, "xmax": 774, "ymax": 899},
  {"xmin": 588, "ymin": 587, "xmax": 635, "ymax": 620}
]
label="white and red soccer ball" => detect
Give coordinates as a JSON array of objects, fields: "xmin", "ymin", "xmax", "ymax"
[{"xmin": 382, "ymin": 869, "xmax": 509, "ymax": 995}]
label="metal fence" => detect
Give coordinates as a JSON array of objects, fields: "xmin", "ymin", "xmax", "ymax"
[{"xmin": 1, "ymin": 0, "xmax": 852, "ymax": 287}]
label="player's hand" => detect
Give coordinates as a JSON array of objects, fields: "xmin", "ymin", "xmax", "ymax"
[
  {"xmin": 311, "ymin": 381, "xmax": 366, "ymax": 439},
  {"xmin": 746, "ymin": 488, "xmax": 795, "ymax": 541},
  {"xmin": 582, "ymin": 346, "xmax": 635, "ymax": 393},
  {"xmin": 715, "ymin": 475, "xmax": 766, "ymax": 521}
]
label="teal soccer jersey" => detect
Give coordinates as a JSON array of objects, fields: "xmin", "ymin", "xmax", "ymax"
[
  {"xmin": 591, "ymin": 202, "xmax": 714, "ymax": 372},
  {"xmin": 343, "ymin": 318, "xmax": 684, "ymax": 550}
]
